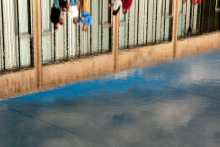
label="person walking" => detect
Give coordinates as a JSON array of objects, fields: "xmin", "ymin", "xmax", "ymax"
[
  {"xmin": 51, "ymin": 0, "xmax": 61, "ymax": 29},
  {"xmin": 67, "ymin": 0, "xmax": 80, "ymax": 24},
  {"xmin": 109, "ymin": 0, "xmax": 133, "ymax": 15},
  {"xmin": 58, "ymin": 0, "xmax": 68, "ymax": 25},
  {"xmin": 77, "ymin": 0, "xmax": 92, "ymax": 31}
]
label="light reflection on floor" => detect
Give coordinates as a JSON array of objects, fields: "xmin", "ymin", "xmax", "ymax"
[{"xmin": 1, "ymin": 50, "xmax": 220, "ymax": 147}]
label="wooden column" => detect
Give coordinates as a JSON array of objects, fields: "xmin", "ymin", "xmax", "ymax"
[
  {"xmin": 112, "ymin": 13, "xmax": 119, "ymax": 71},
  {"xmin": 172, "ymin": 0, "xmax": 180, "ymax": 58},
  {"xmin": 32, "ymin": 0, "xmax": 42, "ymax": 89}
]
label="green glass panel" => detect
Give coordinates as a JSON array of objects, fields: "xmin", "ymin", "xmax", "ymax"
[
  {"xmin": 19, "ymin": 0, "xmax": 29, "ymax": 34},
  {"xmin": 67, "ymin": 16, "xmax": 78, "ymax": 58},
  {"xmin": 41, "ymin": 0, "xmax": 52, "ymax": 32},
  {"xmin": 91, "ymin": 0, "xmax": 101, "ymax": 54},
  {"xmin": 42, "ymin": 35, "xmax": 54, "ymax": 64},
  {"xmin": 20, "ymin": 38, "xmax": 31, "ymax": 67},
  {"xmin": 55, "ymin": 22, "xmax": 67, "ymax": 60},
  {"xmin": 128, "ymin": 0, "xmax": 138, "ymax": 48},
  {"xmin": 2, "ymin": 0, "xmax": 18, "ymax": 70}
]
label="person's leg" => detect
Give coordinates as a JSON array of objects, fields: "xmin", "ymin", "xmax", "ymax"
[{"xmin": 53, "ymin": 0, "xmax": 60, "ymax": 8}]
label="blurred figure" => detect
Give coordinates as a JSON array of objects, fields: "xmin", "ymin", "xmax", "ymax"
[
  {"xmin": 182, "ymin": 0, "xmax": 202, "ymax": 4},
  {"xmin": 77, "ymin": 0, "xmax": 92, "ymax": 31},
  {"xmin": 109, "ymin": 0, "xmax": 133, "ymax": 15},
  {"xmin": 59, "ymin": 0, "xmax": 68, "ymax": 10},
  {"xmin": 59, "ymin": 0, "xmax": 68, "ymax": 25},
  {"xmin": 51, "ymin": 0, "xmax": 61, "ymax": 29},
  {"xmin": 67, "ymin": 0, "xmax": 80, "ymax": 24},
  {"xmin": 192, "ymin": 0, "xmax": 201, "ymax": 4},
  {"xmin": 59, "ymin": 11, "xmax": 65, "ymax": 25}
]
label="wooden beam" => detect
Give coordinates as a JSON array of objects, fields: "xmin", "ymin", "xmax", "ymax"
[
  {"xmin": 112, "ymin": 12, "xmax": 119, "ymax": 71},
  {"xmin": 173, "ymin": 0, "xmax": 180, "ymax": 58},
  {"xmin": 32, "ymin": 0, "xmax": 42, "ymax": 89}
]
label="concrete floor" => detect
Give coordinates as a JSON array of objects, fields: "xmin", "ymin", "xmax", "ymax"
[{"xmin": 1, "ymin": 49, "xmax": 220, "ymax": 147}]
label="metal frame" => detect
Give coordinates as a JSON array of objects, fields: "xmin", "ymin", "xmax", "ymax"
[
  {"xmin": 16, "ymin": 0, "xmax": 21, "ymax": 68},
  {"xmin": 41, "ymin": 0, "xmax": 55, "ymax": 63},
  {"xmin": 0, "ymin": 0, "xmax": 33, "ymax": 72},
  {"xmin": 0, "ymin": 0, "xmax": 5, "ymax": 71},
  {"xmin": 100, "ymin": 0, "xmax": 113, "ymax": 54},
  {"xmin": 101, "ymin": 0, "xmax": 113, "ymax": 28}
]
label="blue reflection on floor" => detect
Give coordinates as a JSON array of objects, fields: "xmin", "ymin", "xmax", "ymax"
[{"xmin": 1, "ymin": 50, "xmax": 220, "ymax": 147}]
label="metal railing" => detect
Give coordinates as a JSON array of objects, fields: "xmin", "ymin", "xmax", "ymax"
[
  {"xmin": 119, "ymin": 0, "xmax": 174, "ymax": 50},
  {"xmin": 1, "ymin": 0, "xmax": 220, "ymax": 73},
  {"xmin": 0, "ymin": 0, "xmax": 33, "ymax": 73},
  {"xmin": 178, "ymin": 0, "xmax": 220, "ymax": 39},
  {"xmin": 41, "ymin": 0, "xmax": 113, "ymax": 65}
]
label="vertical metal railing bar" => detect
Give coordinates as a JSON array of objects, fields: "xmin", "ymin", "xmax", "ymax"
[
  {"xmin": 117, "ymin": 1, "xmax": 119, "ymax": 50},
  {"xmin": 101, "ymin": 0, "xmax": 103, "ymax": 54},
  {"xmin": 184, "ymin": 0, "xmax": 188, "ymax": 37},
  {"xmin": 171, "ymin": 0, "xmax": 174, "ymax": 40},
  {"xmin": 213, "ymin": 0, "xmax": 216, "ymax": 30},
  {"xmin": 49, "ymin": 0, "xmax": 51, "ymax": 30},
  {"xmin": 53, "ymin": 27, "xmax": 56, "ymax": 62},
  {"xmin": 216, "ymin": 0, "xmax": 220, "ymax": 30},
  {"xmin": 163, "ymin": 0, "xmax": 166, "ymax": 41},
  {"xmin": 127, "ymin": 3, "xmax": 130, "ymax": 48},
  {"xmin": 66, "ymin": 11, "xmax": 68, "ymax": 60},
  {"xmin": 1, "ymin": 0, "xmax": 5, "ymax": 71},
  {"xmin": 155, "ymin": 0, "xmax": 158, "ymax": 43},
  {"xmin": 168, "ymin": 0, "xmax": 173, "ymax": 41},
  {"xmin": 29, "ymin": 0, "xmax": 34, "ymax": 67},
  {"xmin": 52, "ymin": 0, "xmax": 56, "ymax": 62},
  {"xmin": 217, "ymin": 0, "xmax": 220, "ymax": 30},
  {"xmin": 16, "ymin": 0, "xmax": 21, "ymax": 68},
  {"xmin": 144, "ymin": 0, "xmax": 147, "ymax": 44},
  {"xmin": 199, "ymin": 0, "xmax": 204, "ymax": 33},
  {"xmin": 137, "ymin": 0, "xmax": 140, "ymax": 45},
  {"xmin": 189, "ymin": 0, "xmax": 193, "ymax": 33},
  {"xmin": 207, "ymin": 0, "xmax": 211, "ymax": 32},
  {"xmin": 78, "ymin": 10, "xmax": 81, "ymax": 58},
  {"xmin": 40, "ymin": 0, "xmax": 43, "ymax": 63},
  {"xmin": 109, "ymin": 0, "xmax": 112, "ymax": 52},
  {"xmin": 146, "ymin": 0, "xmax": 149, "ymax": 44},
  {"xmin": 125, "ymin": 7, "xmax": 128, "ymax": 47},
  {"xmin": 202, "ymin": 0, "xmax": 206, "ymax": 32},
  {"xmin": 192, "ymin": 3, "xmax": 195, "ymax": 31},
  {"xmin": 28, "ymin": 0, "xmax": 32, "ymax": 35},
  {"xmin": 197, "ymin": 2, "xmax": 202, "ymax": 33},
  {"xmin": 90, "ymin": 0, "xmax": 92, "ymax": 55},
  {"xmin": 180, "ymin": 0, "xmax": 184, "ymax": 37},
  {"xmin": 152, "ymin": 0, "xmax": 154, "ymax": 43},
  {"xmin": 49, "ymin": 0, "xmax": 53, "ymax": 62},
  {"xmin": 210, "ymin": 0, "xmax": 214, "ymax": 31},
  {"xmin": 160, "ymin": 0, "xmax": 164, "ymax": 41}
]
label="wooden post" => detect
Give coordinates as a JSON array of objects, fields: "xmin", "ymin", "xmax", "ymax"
[
  {"xmin": 172, "ymin": 0, "xmax": 180, "ymax": 59},
  {"xmin": 32, "ymin": 0, "xmax": 42, "ymax": 89},
  {"xmin": 112, "ymin": 13, "xmax": 119, "ymax": 71}
]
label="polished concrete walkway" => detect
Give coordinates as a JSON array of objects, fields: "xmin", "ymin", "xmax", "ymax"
[{"xmin": 1, "ymin": 49, "xmax": 220, "ymax": 147}]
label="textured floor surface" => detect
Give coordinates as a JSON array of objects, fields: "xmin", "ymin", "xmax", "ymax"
[{"xmin": 1, "ymin": 49, "xmax": 220, "ymax": 147}]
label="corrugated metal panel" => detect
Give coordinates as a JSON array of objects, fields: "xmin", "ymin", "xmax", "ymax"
[
  {"xmin": 177, "ymin": 0, "xmax": 220, "ymax": 39},
  {"xmin": 41, "ymin": 0, "xmax": 111, "ymax": 64},
  {"xmin": 119, "ymin": 0, "xmax": 172, "ymax": 50},
  {"xmin": 0, "ymin": 0, "xmax": 32, "ymax": 71},
  {"xmin": 41, "ymin": 0, "xmax": 54, "ymax": 63},
  {"xmin": 2, "ymin": 0, "xmax": 18, "ymax": 70}
]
